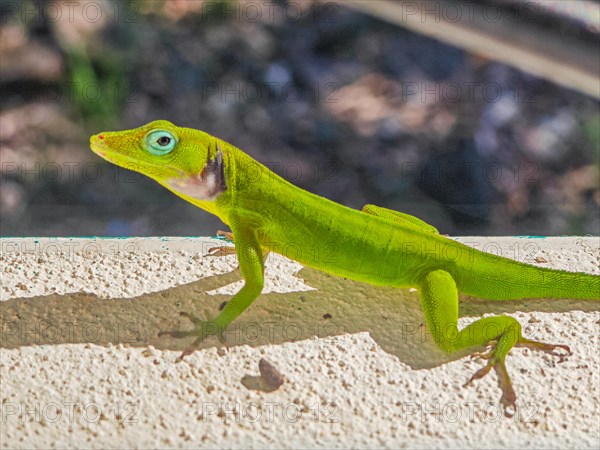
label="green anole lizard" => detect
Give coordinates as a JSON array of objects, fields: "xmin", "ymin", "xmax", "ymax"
[{"xmin": 90, "ymin": 120, "xmax": 599, "ymax": 409}]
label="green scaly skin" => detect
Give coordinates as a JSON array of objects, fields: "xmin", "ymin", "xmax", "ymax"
[{"xmin": 90, "ymin": 120, "xmax": 600, "ymax": 412}]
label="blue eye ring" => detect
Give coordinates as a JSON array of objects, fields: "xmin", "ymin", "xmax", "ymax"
[{"xmin": 143, "ymin": 130, "xmax": 177, "ymax": 155}]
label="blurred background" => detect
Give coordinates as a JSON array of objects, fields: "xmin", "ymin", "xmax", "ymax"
[{"xmin": 1, "ymin": 0, "xmax": 598, "ymax": 237}]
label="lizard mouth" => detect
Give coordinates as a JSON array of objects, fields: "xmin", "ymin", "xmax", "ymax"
[
  {"xmin": 89, "ymin": 134, "xmax": 109, "ymax": 158},
  {"xmin": 90, "ymin": 134, "xmax": 137, "ymax": 166},
  {"xmin": 90, "ymin": 135, "xmax": 141, "ymax": 171}
]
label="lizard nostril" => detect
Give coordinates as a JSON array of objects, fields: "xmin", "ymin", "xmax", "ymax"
[{"xmin": 98, "ymin": 134, "xmax": 105, "ymax": 140}]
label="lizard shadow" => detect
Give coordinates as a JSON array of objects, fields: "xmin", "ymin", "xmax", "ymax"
[{"xmin": 1, "ymin": 266, "xmax": 597, "ymax": 370}]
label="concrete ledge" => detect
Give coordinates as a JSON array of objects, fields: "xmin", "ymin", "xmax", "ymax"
[{"xmin": 1, "ymin": 237, "xmax": 599, "ymax": 448}]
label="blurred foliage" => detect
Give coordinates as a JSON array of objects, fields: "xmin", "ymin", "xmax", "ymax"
[
  {"xmin": 0, "ymin": 0, "xmax": 598, "ymax": 237},
  {"xmin": 584, "ymin": 115, "xmax": 600, "ymax": 164}
]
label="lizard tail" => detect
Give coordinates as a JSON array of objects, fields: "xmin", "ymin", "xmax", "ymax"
[{"xmin": 458, "ymin": 257, "xmax": 600, "ymax": 300}]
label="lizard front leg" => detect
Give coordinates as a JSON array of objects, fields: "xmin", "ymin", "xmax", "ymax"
[{"xmin": 160, "ymin": 223, "xmax": 265, "ymax": 361}]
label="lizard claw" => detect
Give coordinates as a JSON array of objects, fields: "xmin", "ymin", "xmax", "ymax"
[
  {"xmin": 204, "ymin": 246, "xmax": 237, "ymax": 257},
  {"xmin": 515, "ymin": 339, "xmax": 572, "ymax": 361},
  {"xmin": 216, "ymin": 230, "xmax": 234, "ymax": 242},
  {"xmin": 204, "ymin": 230, "xmax": 236, "ymax": 256},
  {"xmin": 493, "ymin": 360, "xmax": 517, "ymax": 413},
  {"xmin": 469, "ymin": 340, "xmax": 497, "ymax": 360},
  {"xmin": 469, "ymin": 350, "xmax": 493, "ymax": 360},
  {"xmin": 464, "ymin": 361, "xmax": 494, "ymax": 386}
]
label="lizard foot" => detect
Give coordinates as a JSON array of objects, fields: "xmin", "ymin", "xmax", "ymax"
[
  {"xmin": 464, "ymin": 354, "xmax": 517, "ymax": 414},
  {"xmin": 464, "ymin": 339, "xmax": 518, "ymax": 414},
  {"xmin": 158, "ymin": 312, "xmax": 225, "ymax": 362},
  {"xmin": 464, "ymin": 337, "xmax": 571, "ymax": 416}
]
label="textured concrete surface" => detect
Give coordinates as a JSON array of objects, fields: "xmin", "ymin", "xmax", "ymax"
[{"xmin": 1, "ymin": 237, "xmax": 599, "ymax": 449}]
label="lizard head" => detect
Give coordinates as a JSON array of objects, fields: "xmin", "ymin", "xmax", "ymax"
[{"xmin": 90, "ymin": 120, "xmax": 228, "ymax": 212}]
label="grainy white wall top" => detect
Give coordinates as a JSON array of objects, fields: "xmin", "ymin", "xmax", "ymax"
[{"xmin": 1, "ymin": 237, "xmax": 599, "ymax": 449}]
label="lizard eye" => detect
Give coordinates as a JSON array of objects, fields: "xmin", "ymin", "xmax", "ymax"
[{"xmin": 144, "ymin": 130, "xmax": 177, "ymax": 155}]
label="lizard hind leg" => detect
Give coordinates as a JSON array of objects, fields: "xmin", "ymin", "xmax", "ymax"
[{"xmin": 418, "ymin": 270, "xmax": 568, "ymax": 414}]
